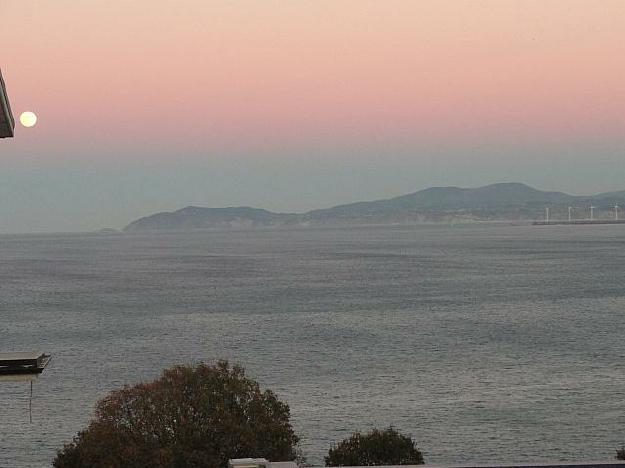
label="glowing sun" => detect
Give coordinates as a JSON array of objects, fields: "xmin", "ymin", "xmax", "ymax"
[{"xmin": 20, "ymin": 111, "xmax": 37, "ymax": 128}]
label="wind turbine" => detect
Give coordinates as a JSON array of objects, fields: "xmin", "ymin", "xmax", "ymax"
[
  {"xmin": 568, "ymin": 206, "xmax": 572, "ymax": 222},
  {"xmin": 590, "ymin": 205, "xmax": 595, "ymax": 221},
  {"xmin": 615, "ymin": 205, "xmax": 620, "ymax": 221},
  {"xmin": 545, "ymin": 207, "xmax": 550, "ymax": 223}
]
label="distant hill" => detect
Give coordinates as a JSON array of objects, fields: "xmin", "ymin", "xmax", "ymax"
[
  {"xmin": 124, "ymin": 206, "xmax": 297, "ymax": 231},
  {"xmin": 123, "ymin": 183, "xmax": 625, "ymax": 231},
  {"xmin": 306, "ymin": 183, "xmax": 574, "ymax": 217}
]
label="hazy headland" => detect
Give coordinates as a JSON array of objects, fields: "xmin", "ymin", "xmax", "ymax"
[{"xmin": 124, "ymin": 182, "xmax": 625, "ymax": 231}]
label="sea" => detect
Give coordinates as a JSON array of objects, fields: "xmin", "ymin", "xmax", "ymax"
[{"xmin": 2, "ymin": 223, "xmax": 625, "ymax": 467}]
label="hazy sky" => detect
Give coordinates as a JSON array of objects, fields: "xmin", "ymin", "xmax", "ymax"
[{"xmin": 1, "ymin": 0, "xmax": 624, "ymax": 232}]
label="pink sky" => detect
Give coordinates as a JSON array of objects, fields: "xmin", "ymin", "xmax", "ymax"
[
  {"xmin": 2, "ymin": 0, "xmax": 624, "ymax": 155},
  {"xmin": 1, "ymin": 1, "xmax": 625, "ymax": 232}
]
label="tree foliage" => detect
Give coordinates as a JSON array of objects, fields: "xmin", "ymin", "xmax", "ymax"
[
  {"xmin": 54, "ymin": 361, "xmax": 299, "ymax": 468},
  {"xmin": 616, "ymin": 447, "xmax": 625, "ymax": 460},
  {"xmin": 325, "ymin": 427, "xmax": 424, "ymax": 466}
]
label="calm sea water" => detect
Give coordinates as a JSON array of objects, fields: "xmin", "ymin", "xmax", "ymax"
[{"xmin": 2, "ymin": 224, "xmax": 625, "ymax": 467}]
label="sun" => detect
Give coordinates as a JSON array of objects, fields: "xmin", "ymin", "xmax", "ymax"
[{"xmin": 20, "ymin": 111, "xmax": 37, "ymax": 128}]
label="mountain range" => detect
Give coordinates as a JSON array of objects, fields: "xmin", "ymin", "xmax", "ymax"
[{"xmin": 123, "ymin": 183, "xmax": 625, "ymax": 231}]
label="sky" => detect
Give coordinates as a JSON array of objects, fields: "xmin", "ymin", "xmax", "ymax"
[{"xmin": 1, "ymin": 0, "xmax": 624, "ymax": 233}]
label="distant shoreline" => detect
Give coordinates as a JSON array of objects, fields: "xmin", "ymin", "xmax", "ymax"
[
  {"xmin": 533, "ymin": 220, "xmax": 625, "ymax": 226},
  {"xmin": 123, "ymin": 182, "xmax": 625, "ymax": 232}
]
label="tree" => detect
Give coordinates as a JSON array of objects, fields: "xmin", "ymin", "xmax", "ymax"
[
  {"xmin": 616, "ymin": 447, "xmax": 625, "ymax": 460},
  {"xmin": 54, "ymin": 361, "xmax": 299, "ymax": 468},
  {"xmin": 325, "ymin": 427, "xmax": 424, "ymax": 466}
]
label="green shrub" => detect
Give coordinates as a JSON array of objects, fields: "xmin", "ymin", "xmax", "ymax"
[{"xmin": 325, "ymin": 426, "xmax": 424, "ymax": 466}]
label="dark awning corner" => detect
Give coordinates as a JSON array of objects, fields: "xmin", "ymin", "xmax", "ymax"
[{"xmin": 0, "ymin": 68, "xmax": 15, "ymax": 138}]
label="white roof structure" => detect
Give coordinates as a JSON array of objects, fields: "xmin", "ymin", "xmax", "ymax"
[
  {"xmin": 229, "ymin": 459, "xmax": 297, "ymax": 468},
  {"xmin": 0, "ymin": 68, "xmax": 15, "ymax": 138},
  {"xmin": 228, "ymin": 461, "xmax": 625, "ymax": 468}
]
